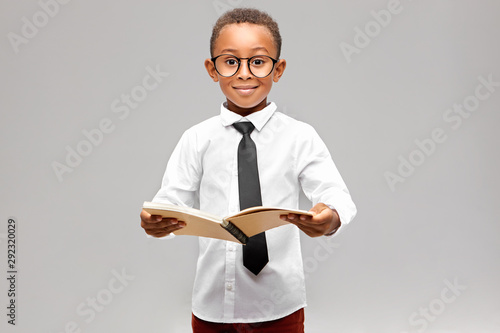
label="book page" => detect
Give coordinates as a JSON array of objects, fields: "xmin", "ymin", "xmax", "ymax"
[
  {"xmin": 143, "ymin": 202, "xmax": 222, "ymax": 221},
  {"xmin": 143, "ymin": 203, "xmax": 242, "ymax": 243},
  {"xmin": 227, "ymin": 208, "xmax": 313, "ymax": 237}
]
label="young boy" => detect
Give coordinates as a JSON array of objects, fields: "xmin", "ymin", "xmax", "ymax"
[{"xmin": 140, "ymin": 8, "xmax": 356, "ymax": 332}]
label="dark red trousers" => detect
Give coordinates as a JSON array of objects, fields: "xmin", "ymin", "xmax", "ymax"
[{"xmin": 192, "ymin": 308, "xmax": 305, "ymax": 333}]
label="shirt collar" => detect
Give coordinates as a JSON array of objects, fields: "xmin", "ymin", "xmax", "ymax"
[{"xmin": 220, "ymin": 101, "xmax": 277, "ymax": 132}]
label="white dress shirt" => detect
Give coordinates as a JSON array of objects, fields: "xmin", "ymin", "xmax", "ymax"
[{"xmin": 152, "ymin": 101, "xmax": 356, "ymax": 323}]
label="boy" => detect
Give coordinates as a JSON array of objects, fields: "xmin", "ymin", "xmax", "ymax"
[{"xmin": 140, "ymin": 8, "xmax": 356, "ymax": 332}]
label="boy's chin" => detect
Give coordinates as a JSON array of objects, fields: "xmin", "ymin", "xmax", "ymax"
[{"xmin": 226, "ymin": 97, "xmax": 267, "ymax": 110}]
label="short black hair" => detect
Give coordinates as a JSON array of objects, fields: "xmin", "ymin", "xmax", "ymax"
[{"xmin": 210, "ymin": 8, "xmax": 282, "ymax": 59}]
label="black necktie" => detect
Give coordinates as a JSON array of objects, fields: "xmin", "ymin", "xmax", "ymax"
[{"xmin": 233, "ymin": 122, "xmax": 269, "ymax": 275}]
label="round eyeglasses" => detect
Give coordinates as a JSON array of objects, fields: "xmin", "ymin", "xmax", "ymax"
[{"xmin": 211, "ymin": 54, "xmax": 278, "ymax": 78}]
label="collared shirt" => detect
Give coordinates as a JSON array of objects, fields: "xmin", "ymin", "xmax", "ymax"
[{"xmin": 152, "ymin": 101, "xmax": 357, "ymax": 323}]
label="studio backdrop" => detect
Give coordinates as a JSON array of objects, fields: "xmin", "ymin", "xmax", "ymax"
[{"xmin": 1, "ymin": 0, "xmax": 499, "ymax": 332}]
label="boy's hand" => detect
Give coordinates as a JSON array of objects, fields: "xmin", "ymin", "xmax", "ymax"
[
  {"xmin": 280, "ymin": 203, "xmax": 340, "ymax": 237},
  {"xmin": 140, "ymin": 209, "xmax": 186, "ymax": 238}
]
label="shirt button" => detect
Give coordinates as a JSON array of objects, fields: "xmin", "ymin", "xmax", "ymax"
[{"xmin": 227, "ymin": 283, "xmax": 233, "ymax": 291}]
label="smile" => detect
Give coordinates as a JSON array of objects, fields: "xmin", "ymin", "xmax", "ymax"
[{"xmin": 233, "ymin": 86, "xmax": 258, "ymax": 96}]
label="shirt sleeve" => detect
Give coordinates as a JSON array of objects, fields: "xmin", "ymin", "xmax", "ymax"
[
  {"xmin": 295, "ymin": 125, "xmax": 357, "ymax": 236},
  {"xmin": 147, "ymin": 129, "xmax": 202, "ymax": 239}
]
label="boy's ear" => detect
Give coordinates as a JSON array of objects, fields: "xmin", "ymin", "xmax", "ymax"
[
  {"xmin": 273, "ymin": 59, "xmax": 286, "ymax": 83},
  {"xmin": 205, "ymin": 58, "xmax": 219, "ymax": 82}
]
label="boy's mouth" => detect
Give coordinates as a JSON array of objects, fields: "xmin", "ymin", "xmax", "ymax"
[{"xmin": 233, "ymin": 85, "xmax": 258, "ymax": 96}]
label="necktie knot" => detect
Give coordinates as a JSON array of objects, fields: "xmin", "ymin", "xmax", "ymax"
[{"xmin": 233, "ymin": 122, "xmax": 255, "ymax": 135}]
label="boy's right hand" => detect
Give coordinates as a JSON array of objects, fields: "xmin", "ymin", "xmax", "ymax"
[{"xmin": 140, "ymin": 209, "xmax": 186, "ymax": 238}]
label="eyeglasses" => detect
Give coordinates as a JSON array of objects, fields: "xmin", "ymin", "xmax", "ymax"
[{"xmin": 211, "ymin": 54, "xmax": 278, "ymax": 78}]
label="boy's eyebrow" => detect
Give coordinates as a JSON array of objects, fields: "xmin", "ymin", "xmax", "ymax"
[{"xmin": 219, "ymin": 46, "xmax": 270, "ymax": 54}]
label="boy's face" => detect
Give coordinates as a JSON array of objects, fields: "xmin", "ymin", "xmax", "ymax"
[{"xmin": 205, "ymin": 23, "xmax": 286, "ymax": 116}]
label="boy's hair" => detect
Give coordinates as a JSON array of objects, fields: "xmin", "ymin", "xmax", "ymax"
[{"xmin": 210, "ymin": 8, "xmax": 282, "ymax": 59}]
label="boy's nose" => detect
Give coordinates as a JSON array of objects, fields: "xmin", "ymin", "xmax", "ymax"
[{"xmin": 237, "ymin": 60, "xmax": 253, "ymax": 79}]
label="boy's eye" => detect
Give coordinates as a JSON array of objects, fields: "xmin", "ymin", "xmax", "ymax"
[
  {"xmin": 251, "ymin": 58, "xmax": 266, "ymax": 66},
  {"xmin": 225, "ymin": 58, "xmax": 238, "ymax": 66}
]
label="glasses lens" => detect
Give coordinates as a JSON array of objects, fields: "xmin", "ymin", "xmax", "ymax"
[
  {"xmin": 214, "ymin": 55, "xmax": 240, "ymax": 77},
  {"xmin": 249, "ymin": 56, "xmax": 274, "ymax": 78}
]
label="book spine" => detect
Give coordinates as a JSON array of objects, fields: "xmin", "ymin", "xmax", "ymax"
[{"xmin": 221, "ymin": 222, "xmax": 249, "ymax": 245}]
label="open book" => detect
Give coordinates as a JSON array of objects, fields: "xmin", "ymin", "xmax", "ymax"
[{"xmin": 143, "ymin": 201, "xmax": 312, "ymax": 244}]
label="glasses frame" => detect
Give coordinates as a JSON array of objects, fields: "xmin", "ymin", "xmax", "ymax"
[{"xmin": 211, "ymin": 54, "xmax": 279, "ymax": 78}]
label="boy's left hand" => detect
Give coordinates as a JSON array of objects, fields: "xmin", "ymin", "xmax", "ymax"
[{"xmin": 280, "ymin": 203, "xmax": 340, "ymax": 237}]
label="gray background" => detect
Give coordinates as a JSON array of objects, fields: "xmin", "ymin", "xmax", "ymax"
[{"xmin": 1, "ymin": 0, "xmax": 499, "ymax": 332}]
